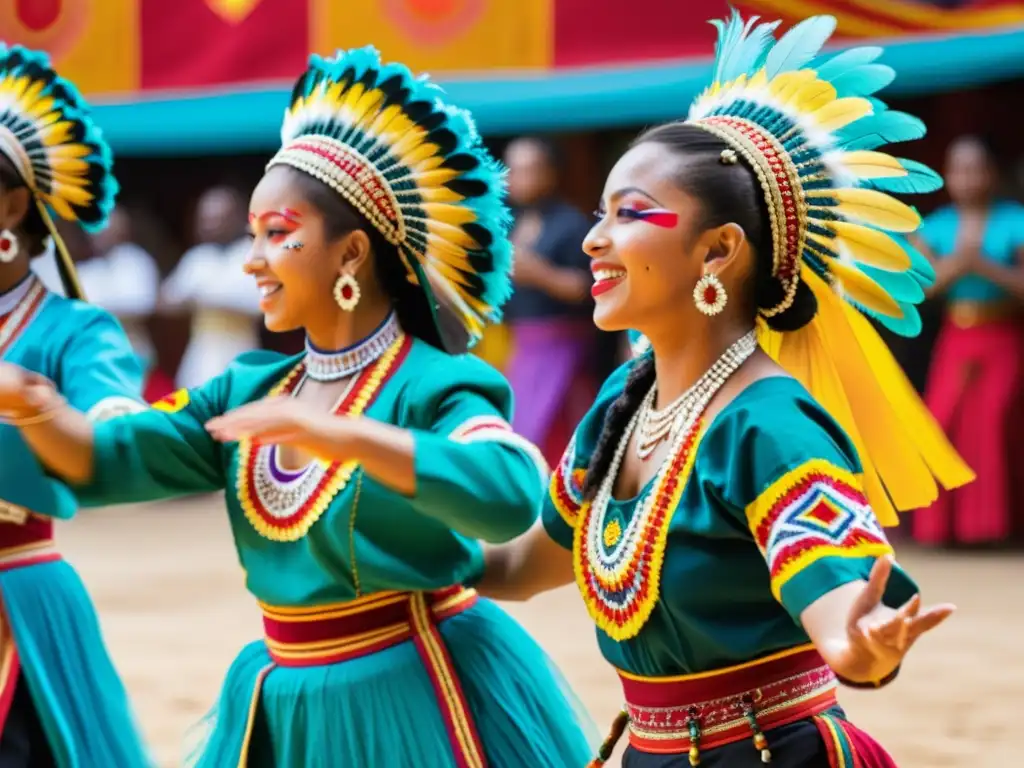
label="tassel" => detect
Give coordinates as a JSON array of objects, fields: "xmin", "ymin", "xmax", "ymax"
[
  {"xmin": 586, "ymin": 710, "xmax": 629, "ymax": 767},
  {"xmin": 741, "ymin": 695, "xmax": 772, "ymax": 764},
  {"xmin": 687, "ymin": 706, "xmax": 702, "ymax": 766}
]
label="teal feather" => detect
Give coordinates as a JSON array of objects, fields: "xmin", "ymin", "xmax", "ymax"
[
  {"xmin": 765, "ymin": 15, "xmax": 837, "ymax": 77},
  {"xmin": 710, "ymin": 10, "xmax": 780, "ymax": 83},
  {"xmin": 852, "ymin": 299, "xmax": 923, "ymax": 337},
  {"xmin": 858, "ymin": 263, "xmax": 925, "ymax": 303},
  {"xmin": 830, "ymin": 64, "xmax": 895, "ymax": 98},
  {"xmin": 889, "ymin": 232, "xmax": 937, "ymax": 286},
  {"xmin": 834, "ymin": 110, "xmax": 926, "ymax": 150},
  {"xmin": 861, "ymin": 158, "xmax": 943, "ymax": 194},
  {"xmin": 814, "ymin": 46, "xmax": 883, "ymax": 79}
]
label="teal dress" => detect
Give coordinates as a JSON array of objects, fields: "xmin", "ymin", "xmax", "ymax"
[
  {"xmin": 542, "ymin": 361, "xmax": 916, "ymax": 761},
  {"xmin": 77, "ymin": 334, "xmax": 594, "ymax": 767},
  {"xmin": 0, "ymin": 277, "xmax": 151, "ymax": 767}
]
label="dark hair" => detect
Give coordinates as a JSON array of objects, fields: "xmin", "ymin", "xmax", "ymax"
[
  {"xmin": 0, "ymin": 154, "xmax": 50, "ymax": 258},
  {"xmin": 287, "ymin": 167, "xmax": 446, "ymax": 349},
  {"xmin": 581, "ymin": 121, "xmax": 817, "ymax": 499}
]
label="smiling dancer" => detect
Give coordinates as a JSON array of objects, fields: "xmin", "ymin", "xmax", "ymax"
[
  {"xmin": 0, "ymin": 46, "xmax": 150, "ymax": 766},
  {"xmin": 481, "ymin": 12, "xmax": 973, "ymax": 767},
  {"xmin": 0, "ymin": 48, "xmax": 593, "ymax": 767}
]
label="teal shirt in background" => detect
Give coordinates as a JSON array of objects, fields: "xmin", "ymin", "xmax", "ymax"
[
  {"xmin": 543, "ymin": 362, "xmax": 916, "ymax": 679},
  {"xmin": 918, "ymin": 200, "xmax": 1024, "ymax": 302}
]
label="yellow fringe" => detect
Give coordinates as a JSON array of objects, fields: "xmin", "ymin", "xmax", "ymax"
[{"xmin": 758, "ymin": 268, "xmax": 974, "ymax": 526}]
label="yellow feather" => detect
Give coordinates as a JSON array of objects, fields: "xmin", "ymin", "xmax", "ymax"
[
  {"xmin": 787, "ymin": 79, "xmax": 836, "ymax": 114},
  {"xmin": 52, "ymin": 183, "xmax": 92, "ymax": 206},
  {"xmin": 41, "ymin": 121, "xmax": 73, "ymax": 146},
  {"xmin": 807, "ymin": 188, "xmax": 920, "ymax": 232},
  {"xmin": 810, "ymin": 97, "xmax": 872, "ymax": 133},
  {"xmin": 44, "ymin": 194, "xmax": 75, "ymax": 220},
  {"xmin": 410, "ymin": 154, "xmax": 447, "ymax": 174},
  {"xmin": 838, "ymin": 151, "xmax": 906, "ymax": 180},
  {"xmin": 826, "ymin": 220, "xmax": 910, "ymax": 271},
  {"xmin": 48, "ymin": 144, "xmax": 92, "ymax": 160},
  {"xmin": 842, "ymin": 303, "xmax": 975, "ymax": 495},
  {"xmin": 749, "ymin": 69, "xmax": 768, "ymax": 89},
  {"xmin": 414, "ymin": 168, "xmax": 461, "ymax": 188},
  {"xmin": 422, "ymin": 203, "xmax": 476, "ymax": 226},
  {"xmin": 826, "ymin": 258, "xmax": 903, "ymax": 318},
  {"xmin": 402, "ymin": 141, "xmax": 440, "ymax": 167},
  {"xmin": 768, "ymin": 70, "xmax": 816, "ymax": 104},
  {"xmin": 418, "ymin": 186, "xmax": 464, "ymax": 204},
  {"xmin": 427, "ymin": 219, "xmax": 480, "ymax": 249},
  {"xmin": 351, "ymin": 88, "xmax": 386, "ymax": 128}
]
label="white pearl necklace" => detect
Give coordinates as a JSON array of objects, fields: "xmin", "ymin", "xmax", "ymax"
[
  {"xmin": 635, "ymin": 331, "xmax": 758, "ymax": 460},
  {"xmin": 588, "ymin": 331, "xmax": 758, "ymax": 579},
  {"xmin": 304, "ymin": 311, "xmax": 401, "ymax": 382}
]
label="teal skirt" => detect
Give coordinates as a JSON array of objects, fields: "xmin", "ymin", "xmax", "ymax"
[
  {"xmin": 0, "ymin": 560, "xmax": 151, "ymax": 767},
  {"xmin": 189, "ymin": 597, "xmax": 596, "ymax": 767}
]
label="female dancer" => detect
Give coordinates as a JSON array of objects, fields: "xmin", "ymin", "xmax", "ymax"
[
  {"xmin": 481, "ymin": 13, "xmax": 974, "ymax": 767},
  {"xmin": 913, "ymin": 135, "xmax": 1024, "ymax": 546},
  {"xmin": 0, "ymin": 48, "xmax": 593, "ymax": 767},
  {"xmin": 0, "ymin": 46, "xmax": 151, "ymax": 765}
]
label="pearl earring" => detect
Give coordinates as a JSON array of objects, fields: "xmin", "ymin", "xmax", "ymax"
[
  {"xmin": 333, "ymin": 273, "xmax": 360, "ymax": 311},
  {"xmin": 693, "ymin": 273, "xmax": 727, "ymax": 316}
]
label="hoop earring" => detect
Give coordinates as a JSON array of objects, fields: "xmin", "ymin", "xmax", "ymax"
[
  {"xmin": 693, "ymin": 273, "xmax": 727, "ymax": 316},
  {"xmin": 0, "ymin": 230, "xmax": 19, "ymax": 263},
  {"xmin": 333, "ymin": 273, "xmax": 361, "ymax": 312}
]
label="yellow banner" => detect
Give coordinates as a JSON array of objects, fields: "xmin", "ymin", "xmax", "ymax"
[
  {"xmin": 310, "ymin": 0, "xmax": 552, "ymax": 73},
  {"xmin": 0, "ymin": 0, "xmax": 139, "ymax": 95}
]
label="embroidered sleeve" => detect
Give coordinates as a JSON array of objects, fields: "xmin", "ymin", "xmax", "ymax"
[
  {"xmin": 745, "ymin": 458, "xmax": 902, "ymax": 620},
  {"xmin": 408, "ymin": 358, "xmax": 547, "ymax": 543}
]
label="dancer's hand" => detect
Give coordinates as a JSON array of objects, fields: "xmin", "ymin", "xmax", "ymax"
[
  {"xmin": 821, "ymin": 555, "xmax": 955, "ymax": 685},
  {"xmin": 205, "ymin": 397, "xmax": 355, "ymax": 462},
  {"xmin": 0, "ymin": 363, "xmax": 55, "ymax": 419}
]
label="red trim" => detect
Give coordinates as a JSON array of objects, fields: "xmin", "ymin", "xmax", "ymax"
[
  {"xmin": 0, "ymin": 280, "xmax": 46, "ymax": 359},
  {"xmin": 261, "ymin": 586, "xmax": 476, "ymax": 666},
  {"xmin": 0, "ymin": 517, "xmax": 52, "ymax": 550},
  {"xmin": 242, "ymin": 335, "xmax": 412, "ymax": 535},
  {"xmin": 620, "ymin": 648, "xmax": 838, "ymax": 754}
]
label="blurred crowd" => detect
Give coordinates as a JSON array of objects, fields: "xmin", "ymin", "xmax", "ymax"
[{"xmin": 37, "ymin": 132, "xmax": 1024, "ymax": 550}]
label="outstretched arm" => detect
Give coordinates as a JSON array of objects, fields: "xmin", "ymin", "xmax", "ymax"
[
  {"xmin": 800, "ymin": 555, "xmax": 954, "ymax": 685},
  {"xmin": 206, "ymin": 374, "xmax": 550, "ymax": 544}
]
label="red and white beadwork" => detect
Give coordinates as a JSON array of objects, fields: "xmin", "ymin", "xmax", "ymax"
[
  {"xmin": 694, "ymin": 116, "xmax": 805, "ymax": 317},
  {"xmin": 332, "ymin": 273, "xmax": 361, "ymax": 313},
  {"xmin": 693, "ymin": 273, "xmax": 728, "ymax": 316},
  {"xmin": 574, "ymin": 331, "xmax": 759, "ymax": 640},
  {"xmin": 0, "ymin": 277, "xmax": 46, "ymax": 359},
  {"xmin": 237, "ymin": 334, "xmax": 410, "ymax": 542}
]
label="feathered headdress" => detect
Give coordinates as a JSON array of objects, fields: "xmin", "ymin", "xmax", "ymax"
[
  {"xmin": 267, "ymin": 47, "xmax": 513, "ymax": 349},
  {"xmin": 0, "ymin": 45, "xmax": 118, "ymax": 300},
  {"xmin": 681, "ymin": 12, "xmax": 974, "ymax": 524}
]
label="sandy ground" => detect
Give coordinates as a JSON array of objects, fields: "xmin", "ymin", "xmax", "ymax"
[{"xmin": 57, "ymin": 497, "xmax": 1019, "ymax": 767}]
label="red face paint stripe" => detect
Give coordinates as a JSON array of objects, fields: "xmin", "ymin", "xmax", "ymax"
[{"xmin": 636, "ymin": 210, "xmax": 678, "ymax": 228}]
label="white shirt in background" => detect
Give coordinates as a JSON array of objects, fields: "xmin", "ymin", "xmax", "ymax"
[
  {"xmin": 161, "ymin": 237, "xmax": 261, "ymax": 389},
  {"xmin": 32, "ymin": 241, "xmax": 160, "ymax": 365}
]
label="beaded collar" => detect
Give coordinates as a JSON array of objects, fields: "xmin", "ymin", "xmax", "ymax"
[{"xmin": 303, "ymin": 311, "xmax": 401, "ymax": 382}]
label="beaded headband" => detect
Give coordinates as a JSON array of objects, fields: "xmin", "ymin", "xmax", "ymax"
[
  {"xmin": 686, "ymin": 12, "xmax": 943, "ymax": 334},
  {"xmin": 271, "ymin": 47, "xmax": 513, "ymax": 347}
]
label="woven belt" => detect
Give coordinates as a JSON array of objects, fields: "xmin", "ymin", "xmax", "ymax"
[
  {"xmin": 593, "ymin": 645, "xmax": 838, "ymax": 766},
  {"xmin": 245, "ymin": 587, "xmax": 487, "ymax": 768},
  {"xmin": 0, "ymin": 512, "xmax": 59, "ymax": 572}
]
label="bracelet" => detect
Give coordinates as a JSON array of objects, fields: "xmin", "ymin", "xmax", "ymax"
[
  {"xmin": 834, "ymin": 665, "xmax": 901, "ymax": 690},
  {"xmin": 0, "ymin": 395, "xmax": 67, "ymax": 427}
]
